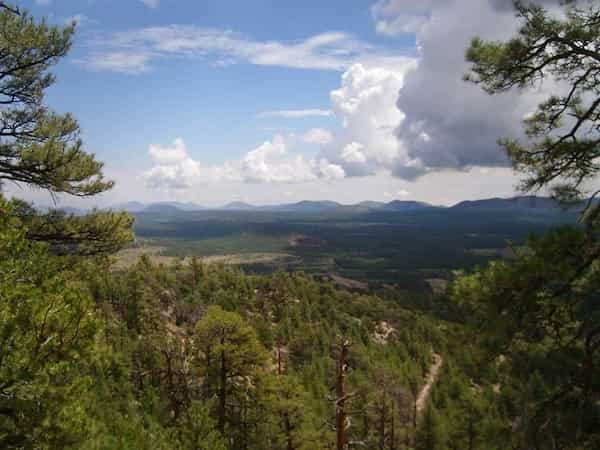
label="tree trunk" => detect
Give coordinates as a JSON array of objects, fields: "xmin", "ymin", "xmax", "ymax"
[
  {"xmin": 379, "ymin": 394, "xmax": 386, "ymax": 449},
  {"xmin": 284, "ymin": 412, "xmax": 294, "ymax": 450},
  {"xmin": 218, "ymin": 347, "xmax": 227, "ymax": 432},
  {"xmin": 390, "ymin": 401, "xmax": 395, "ymax": 450},
  {"xmin": 336, "ymin": 339, "xmax": 350, "ymax": 450}
]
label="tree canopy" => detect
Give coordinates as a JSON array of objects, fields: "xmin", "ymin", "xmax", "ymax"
[
  {"xmin": 457, "ymin": 2, "xmax": 600, "ymax": 447},
  {"xmin": 466, "ymin": 0, "xmax": 600, "ymax": 212},
  {"xmin": 0, "ymin": 5, "xmax": 113, "ymax": 196}
]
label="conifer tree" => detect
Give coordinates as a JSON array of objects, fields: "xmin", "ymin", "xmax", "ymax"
[
  {"xmin": 0, "ymin": 3, "xmax": 133, "ymax": 254},
  {"xmin": 457, "ymin": 1, "xmax": 600, "ymax": 447},
  {"xmin": 0, "ymin": 4, "xmax": 110, "ymax": 195},
  {"xmin": 194, "ymin": 306, "xmax": 267, "ymax": 446},
  {"xmin": 466, "ymin": 0, "xmax": 600, "ymax": 215}
]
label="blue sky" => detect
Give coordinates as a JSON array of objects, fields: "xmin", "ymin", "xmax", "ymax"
[{"xmin": 11, "ymin": 0, "xmax": 541, "ymax": 208}]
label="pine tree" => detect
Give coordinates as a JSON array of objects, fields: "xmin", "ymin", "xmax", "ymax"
[
  {"xmin": 194, "ymin": 306, "xmax": 267, "ymax": 447},
  {"xmin": 0, "ymin": 3, "xmax": 133, "ymax": 255},
  {"xmin": 0, "ymin": 4, "xmax": 110, "ymax": 195},
  {"xmin": 466, "ymin": 0, "xmax": 600, "ymax": 213},
  {"xmin": 0, "ymin": 4, "xmax": 141, "ymax": 447}
]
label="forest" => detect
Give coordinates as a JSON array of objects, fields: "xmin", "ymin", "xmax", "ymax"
[
  {"xmin": 127, "ymin": 204, "xmax": 579, "ymax": 289},
  {"xmin": 0, "ymin": 1, "xmax": 599, "ymax": 449}
]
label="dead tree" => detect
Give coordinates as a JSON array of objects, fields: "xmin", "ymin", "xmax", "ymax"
[
  {"xmin": 0, "ymin": 2, "xmax": 20, "ymax": 15},
  {"xmin": 334, "ymin": 338, "xmax": 352, "ymax": 450}
]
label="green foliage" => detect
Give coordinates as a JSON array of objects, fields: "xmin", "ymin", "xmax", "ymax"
[
  {"xmin": 452, "ymin": 227, "xmax": 600, "ymax": 448},
  {"xmin": 172, "ymin": 401, "xmax": 227, "ymax": 450},
  {"xmin": 0, "ymin": 3, "xmax": 133, "ymax": 255},
  {"xmin": 466, "ymin": 1, "xmax": 600, "ymax": 209},
  {"xmin": 14, "ymin": 202, "xmax": 135, "ymax": 255},
  {"xmin": 83, "ymin": 250, "xmax": 462, "ymax": 449},
  {"xmin": 0, "ymin": 198, "xmax": 98, "ymax": 447},
  {"xmin": 415, "ymin": 405, "xmax": 445, "ymax": 450},
  {"xmin": 194, "ymin": 305, "xmax": 267, "ymax": 439},
  {"xmin": 0, "ymin": 197, "xmax": 165, "ymax": 449},
  {"xmin": 461, "ymin": 3, "xmax": 600, "ymax": 447},
  {"xmin": 0, "ymin": 4, "xmax": 112, "ymax": 196},
  {"xmin": 7, "ymin": 2, "xmax": 591, "ymax": 448},
  {"xmin": 133, "ymin": 206, "xmax": 576, "ymax": 290}
]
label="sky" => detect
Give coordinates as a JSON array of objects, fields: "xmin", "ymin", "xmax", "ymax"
[{"xmin": 6, "ymin": 0, "xmax": 566, "ymax": 208}]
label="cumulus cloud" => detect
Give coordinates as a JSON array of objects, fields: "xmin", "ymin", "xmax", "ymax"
[
  {"xmin": 308, "ymin": 0, "xmax": 563, "ymax": 183},
  {"xmin": 143, "ymin": 136, "xmax": 344, "ymax": 191},
  {"xmin": 258, "ymin": 109, "xmax": 333, "ymax": 119},
  {"xmin": 340, "ymin": 142, "xmax": 367, "ymax": 164},
  {"xmin": 81, "ymin": 26, "xmax": 408, "ymax": 74},
  {"xmin": 371, "ymin": 0, "xmax": 433, "ymax": 36},
  {"xmin": 384, "ymin": 189, "xmax": 411, "ymax": 199},
  {"xmin": 240, "ymin": 136, "xmax": 316, "ymax": 183},
  {"xmin": 114, "ymin": 0, "xmax": 575, "ymax": 201},
  {"xmin": 382, "ymin": 0, "xmax": 565, "ymax": 179},
  {"xmin": 148, "ymin": 138, "xmax": 188, "ymax": 165},
  {"xmin": 234, "ymin": 135, "xmax": 344, "ymax": 183},
  {"xmin": 142, "ymin": 0, "xmax": 561, "ymax": 192},
  {"xmin": 143, "ymin": 138, "xmax": 202, "ymax": 190},
  {"xmin": 303, "ymin": 128, "xmax": 334, "ymax": 145},
  {"xmin": 318, "ymin": 62, "xmax": 421, "ymax": 178}
]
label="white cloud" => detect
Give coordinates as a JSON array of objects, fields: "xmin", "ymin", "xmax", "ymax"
[
  {"xmin": 240, "ymin": 136, "xmax": 344, "ymax": 183},
  {"xmin": 148, "ymin": 138, "xmax": 188, "ymax": 165},
  {"xmin": 140, "ymin": 0, "xmax": 160, "ymax": 8},
  {"xmin": 6, "ymin": 165, "xmax": 523, "ymax": 209},
  {"xmin": 316, "ymin": 159, "xmax": 346, "ymax": 181},
  {"xmin": 143, "ymin": 138, "xmax": 202, "ymax": 190},
  {"xmin": 35, "ymin": 0, "xmax": 51, "ymax": 6},
  {"xmin": 82, "ymin": 26, "xmax": 408, "ymax": 74},
  {"xmin": 138, "ymin": 0, "xmax": 552, "ymax": 196},
  {"xmin": 258, "ymin": 109, "xmax": 333, "ymax": 119},
  {"xmin": 318, "ymin": 61, "xmax": 421, "ymax": 178},
  {"xmin": 83, "ymin": 51, "xmax": 152, "ymax": 74},
  {"xmin": 303, "ymin": 128, "xmax": 334, "ymax": 145},
  {"xmin": 391, "ymin": 0, "xmax": 563, "ymax": 178},
  {"xmin": 142, "ymin": 136, "xmax": 345, "ymax": 191},
  {"xmin": 382, "ymin": 189, "xmax": 413, "ymax": 199},
  {"xmin": 341, "ymin": 142, "xmax": 367, "ymax": 164},
  {"xmin": 371, "ymin": 0, "xmax": 433, "ymax": 36}
]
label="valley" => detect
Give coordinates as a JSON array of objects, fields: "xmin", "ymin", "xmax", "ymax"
[{"xmin": 118, "ymin": 197, "xmax": 579, "ymax": 291}]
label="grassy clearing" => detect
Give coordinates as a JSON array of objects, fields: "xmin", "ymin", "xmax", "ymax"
[
  {"xmin": 113, "ymin": 243, "xmax": 295, "ymax": 270},
  {"xmin": 152, "ymin": 233, "xmax": 290, "ymax": 257}
]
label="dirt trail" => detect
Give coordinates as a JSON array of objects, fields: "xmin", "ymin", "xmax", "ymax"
[{"xmin": 416, "ymin": 353, "xmax": 443, "ymax": 417}]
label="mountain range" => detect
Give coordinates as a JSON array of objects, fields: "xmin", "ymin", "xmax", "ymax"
[
  {"xmin": 37, "ymin": 196, "xmax": 591, "ymax": 215},
  {"xmin": 116, "ymin": 199, "xmax": 435, "ymax": 213}
]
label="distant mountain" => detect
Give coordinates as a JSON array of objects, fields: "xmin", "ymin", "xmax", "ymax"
[
  {"xmin": 113, "ymin": 201, "xmax": 146, "ymax": 213},
  {"xmin": 271, "ymin": 201, "xmax": 343, "ymax": 212},
  {"xmin": 223, "ymin": 201, "xmax": 256, "ymax": 210},
  {"xmin": 383, "ymin": 200, "xmax": 432, "ymax": 211},
  {"xmin": 142, "ymin": 203, "xmax": 184, "ymax": 214},
  {"xmin": 151, "ymin": 201, "xmax": 204, "ymax": 211},
  {"xmin": 113, "ymin": 201, "xmax": 205, "ymax": 213},
  {"xmin": 356, "ymin": 201, "xmax": 387, "ymax": 209},
  {"xmin": 452, "ymin": 196, "xmax": 563, "ymax": 210},
  {"xmin": 131, "ymin": 199, "xmax": 436, "ymax": 213},
  {"xmin": 39, "ymin": 195, "xmax": 597, "ymax": 218}
]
